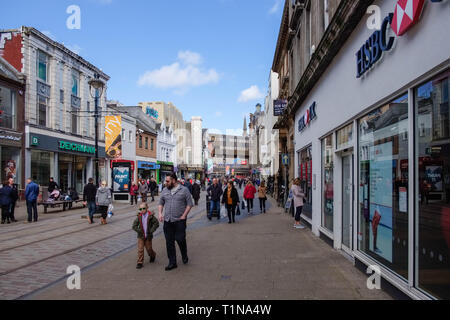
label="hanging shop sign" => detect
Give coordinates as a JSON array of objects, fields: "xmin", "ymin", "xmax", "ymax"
[
  {"xmin": 298, "ymin": 102, "xmax": 317, "ymax": 133},
  {"xmin": 274, "ymin": 100, "xmax": 288, "ymax": 116},
  {"xmin": 105, "ymin": 116, "xmax": 122, "ymax": 159}
]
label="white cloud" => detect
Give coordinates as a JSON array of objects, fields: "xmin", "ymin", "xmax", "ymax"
[
  {"xmin": 269, "ymin": 0, "xmax": 283, "ymax": 14},
  {"xmin": 138, "ymin": 51, "xmax": 219, "ymax": 93},
  {"xmin": 238, "ymin": 85, "xmax": 264, "ymax": 103},
  {"xmin": 178, "ymin": 50, "xmax": 202, "ymax": 65}
]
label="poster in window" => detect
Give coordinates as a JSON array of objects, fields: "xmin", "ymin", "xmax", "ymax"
[
  {"xmin": 369, "ymin": 142, "xmax": 393, "ymax": 263},
  {"xmin": 4, "ymin": 159, "xmax": 16, "ymax": 180},
  {"xmin": 425, "ymin": 166, "xmax": 443, "ymax": 192}
]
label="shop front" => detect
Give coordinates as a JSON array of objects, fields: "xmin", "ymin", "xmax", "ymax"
[
  {"xmin": 157, "ymin": 161, "xmax": 174, "ymax": 184},
  {"xmin": 0, "ymin": 132, "xmax": 23, "ymax": 189},
  {"xmin": 27, "ymin": 132, "xmax": 105, "ymax": 193},
  {"xmin": 292, "ymin": 0, "xmax": 449, "ymax": 299},
  {"xmin": 137, "ymin": 160, "xmax": 159, "ymax": 181}
]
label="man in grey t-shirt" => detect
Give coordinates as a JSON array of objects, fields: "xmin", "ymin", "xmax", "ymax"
[{"xmin": 158, "ymin": 172, "xmax": 193, "ymax": 271}]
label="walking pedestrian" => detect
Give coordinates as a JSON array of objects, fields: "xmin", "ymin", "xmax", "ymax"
[
  {"xmin": 138, "ymin": 179, "xmax": 148, "ymax": 203},
  {"xmin": 207, "ymin": 178, "xmax": 223, "ymax": 220},
  {"xmin": 192, "ymin": 180, "xmax": 201, "ymax": 206},
  {"xmin": 25, "ymin": 178, "xmax": 39, "ymax": 223},
  {"xmin": 130, "ymin": 181, "xmax": 139, "ymax": 205},
  {"xmin": 292, "ymin": 178, "xmax": 305, "ymax": 229},
  {"xmin": 243, "ymin": 181, "xmax": 257, "ymax": 214},
  {"xmin": 133, "ymin": 202, "xmax": 159, "ymax": 269},
  {"xmin": 9, "ymin": 178, "xmax": 18, "ymax": 222},
  {"xmin": 83, "ymin": 178, "xmax": 97, "ymax": 224},
  {"xmin": 222, "ymin": 181, "xmax": 239, "ymax": 224},
  {"xmin": 0, "ymin": 180, "xmax": 12, "ymax": 224},
  {"xmin": 258, "ymin": 181, "xmax": 267, "ymax": 213},
  {"xmin": 158, "ymin": 173, "xmax": 193, "ymax": 271},
  {"xmin": 149, "ymin": 177, "xmax": 157, "ymax": 202},
  {"xmin": 96, "ymin": 180, "xmax": 112, "ymax": 225}
]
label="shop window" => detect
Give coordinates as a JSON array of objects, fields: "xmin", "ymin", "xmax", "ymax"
[
  {"xmin": 416, "ymin": 70, "xmax": 450, "ymax": 299},
  {"xmin": 37, "ymin": 94, "xmax": 48, "ymax": 127},
  {"xmin": 337, "ymin": 123, "xmax": 353, "ymax": 150},
  {"xmin": 31, "ymin": 150, "xmax": 54, "ymax": 187},
  {"xmin": 1, "ymin": 146, "xmax": 21, "ymax": 188},
  {"xmin": 298, "ymin": 145, "xmax": 313, "ymax": 219},
  {"xmin": 37, "ymin": 50, "xmax": 48, "ymax": 82},
  {"xmin": 0, "ymin": 85, "xmax": 17, "ymax": 129},
  {"xmin": 322, "ymin": 135, "xmax": 334, "ymax": 231},
  {"xmin": 358, "ymin": 93, "xmax": 409, "ymax": 279}
]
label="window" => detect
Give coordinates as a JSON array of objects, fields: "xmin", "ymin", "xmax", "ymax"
[
  {"xmin": 322, "ymin": 135, "xmax": 334, "ymax": 231},
  {"xmin": 324, "ymin": 0, "xmax": 329, "ymax": 30},
  {"xmin": 299, "ymin": 145, "xmax": 313, "ymax": 219},
  {"xmin": 0, "ymin": 85, "xmax": 17, "ymax": 129},
  {"xmin": 415, "ymin": 70, "xmax": 450, "ymax": 299},
  {"xmin": 358, "ymin": 93, "xmax": 409, "ymax": 279},
  {"xmin": 71, "ymin": 107, "xmax": 78, "ymax": 134},
  {"xmin": 122, "ymin": 129, "xmax": 125, "ymax": 141},
  {"xmin": 37, "ymin": 94, "xmax": 48, "ymax": 127},
  {"xmin": 139, "ymin": 135, "xmax": 143, "ymax": 149},
  {"xmin": 37, "ymin": 50, "xmax": 48, "ymax": 82},
  {"xmin": 86, "ymin": 101, "xmax": 90, "ymax": 135},
  {"xmin": 151, "ymin": 138, "xmax": 154, "ymax": 151},
  {"xmin": 129, "ymin": 131, "xmax": 132, "ymax": 142},
  {"xmin": 337, "ymin": 123, "xmax": 354, "ymax": 150},
  {"xmin": 71, "ymin": 70, "xmax": 80, "ymax": 96},
  {"xmin": 145, "ymin": 137, "xmax": 148, "ymax": 149}
]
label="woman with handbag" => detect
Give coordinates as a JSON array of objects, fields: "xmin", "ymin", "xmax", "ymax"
[
  {"xmin": 258, "ymin": 180, "xmax": 267, "ymax": 214},
  {"xmin": 222, "ymin": 181, "xmax": 240, "ymax": 224},
  {"xmin": 96, "ymin": 180, "xmax": 112, "ymax": 225}
]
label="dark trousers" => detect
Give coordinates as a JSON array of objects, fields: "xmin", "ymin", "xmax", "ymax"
[
  {"xmin": 141, "ymin": 193, "xmax": 147, "ymax": 202},
  {"xmin": 226, "ymin": 204, "xmax": 236, "ymax": 223},
  {"xmin": 246, "ymin": 198, "xmax": 254, "ymax": 211},
  {"xmin": 10, "ymin": 201, "xmax": 16, "ymax": 221},
  {"xmin": 26, "ymin": 200, "xmax": 38, "ymax": 222},
  {"xmin": 163, "ymin": 220, "xmax": 188, "ymax": 265},
  {"xmin": 295, "ymin": 206, "xmax": 303, "ymax": 222},
  {"xmin": 130, "ymin": 195, "xmax": 138, "ymax": 205},
  {"xmin": 151, "ymin": 190, "xmax": 155, "ymax": 201},
  {"xmin": 259, "ymin": 198, "xmax": 266, "ymax": 211},
  {"xmin": 87, "ymin": 201, "xmax": 96, "ymax": 220},
  {"xmin": 1, "ymin": 205, "xmax": 10, "ymax": 222},
  {"xmin": 98, "ymin": 205, "xmax": 108, "ymax": 219}
]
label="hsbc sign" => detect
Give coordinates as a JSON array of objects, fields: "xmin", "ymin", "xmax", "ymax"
[{"xmin": 356, "ymin": 0, "xmax": 440, "ymax": 78}]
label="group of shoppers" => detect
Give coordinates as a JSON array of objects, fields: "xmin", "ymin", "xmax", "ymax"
[
  {"xmin": 130, "ymin": 178, "xmax": 158, "ymax": 205},
  {"xmin": 0, "ymin": 178, "xmax": 19, "ymax": 224},
  {"xmin": 83, "ymin": 178, "xmax": 112, "ymax": 225}
]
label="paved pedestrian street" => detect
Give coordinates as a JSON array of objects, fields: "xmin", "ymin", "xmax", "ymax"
[{"xmin": 0, "ymin": 191, "xmax": 392, "ymax": 300}]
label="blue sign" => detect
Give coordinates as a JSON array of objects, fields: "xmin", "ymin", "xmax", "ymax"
[
  {"xmin": 146, "ymin": 107, "xmax": 159, "ymax": 119},
  {"xmin": 138, "ymin": 161, "xmax": 159, "ymax": 170},
  {"xmin": 113, "ymin": 167, "xmax": 130, "ymax": 192},
  {"xmin": 282, "ymin": 154, "xmax": 289, "ymax": 166},
  {"xmin": 274, "ymin": 100, "xmax": 288, "ymax": 116}
]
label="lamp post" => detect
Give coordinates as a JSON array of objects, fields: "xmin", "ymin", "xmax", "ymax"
[{"xmin": 88, "ymin": 74, "xmax": 105, "ymax": 187}]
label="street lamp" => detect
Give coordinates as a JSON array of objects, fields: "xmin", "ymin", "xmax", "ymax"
[{"xmin": 88, "ymin": 74, "xmax": 105, "ymax": 187}]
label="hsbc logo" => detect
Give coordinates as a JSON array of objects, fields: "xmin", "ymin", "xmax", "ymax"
[{"xmin": 391, "ymin": 0, "xmax": 425, "ymax": 36}]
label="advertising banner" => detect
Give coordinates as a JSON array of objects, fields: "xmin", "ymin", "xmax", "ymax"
[
  {"xmin": 113, "ymin": 166, "xmax": 130, "ymax": 192},
  {"xmin": 105, "ymin": 116, "xmax": 122, "ymax": 159},
  {"xmin": 426, "ymin": 166, "xmax": 443, "ymax": 192},
  {"xmin": 369, "ymin": 142, "xmax": 393, "ymax": 263}
]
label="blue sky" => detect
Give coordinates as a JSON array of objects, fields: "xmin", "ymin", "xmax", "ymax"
[{"xmin": 2, "ymin": 0, "xmax": 284, "ymax": 134}]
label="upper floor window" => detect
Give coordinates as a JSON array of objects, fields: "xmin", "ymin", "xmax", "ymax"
[
  {"xmin": 151, "ymin": 138, "xmax": 154, "ymax": 151},
  {"xmin": 129, "ymin": 130, "xmax": 132, "ymax": 142},
  {"xmin": 0, "ymin": 85, "xmax": 17, "ymax": 129},
  {"xmin": 37, "ymin": 50, "xmax": 48, "ymax": 82},
  {"xmin": 145, "ymin": 137, "xmax": 148, "ymax": 149},
  {"xmin": 72, "ymin": 70, "xmax": 80, "ymax": 96},
  {"xmin": 139, "ymin": 135, "xmax": 143, "ymax": 148}
]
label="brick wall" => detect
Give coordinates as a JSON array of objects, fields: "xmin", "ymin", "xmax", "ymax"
[{"xmin": 136, "ymin": 132, "xmax": 157, "ymax": 159}]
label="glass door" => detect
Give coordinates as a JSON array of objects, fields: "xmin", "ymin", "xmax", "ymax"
[{"xmin": 342, "ymin": 154, "xmax": 353, "ymax": 252}]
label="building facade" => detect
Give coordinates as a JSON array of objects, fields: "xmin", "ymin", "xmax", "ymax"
[
  {"xmin": 273, "ymin": 0, "xmax": 450, "ymax": 299},
  {"xmin": 0, "ymin": 27, "xmax": 109, "ymax": 193},
  {"xmin": 0, "ymin": 56, "xmax": 26, "ymax": 191},
  {"xmin": 156, "ymin": 120, "xmax": 176, "ymax": 184}
]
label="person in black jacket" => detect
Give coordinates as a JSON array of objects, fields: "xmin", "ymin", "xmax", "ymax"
[
  {"xmin": 8, "ymin": 178, "xmax": 18, "ymax": 222},
  {"xmin": 192, "ymin": 181, "xmax": 201, "ymax": 206},
  {"xmin": 207, "ymin": 178, "xmax": 223, "ymax": 220},
  {"xmin": 0, "ymin": 181, "xmax": 12, "ymax": 224},
  {"xmin": 48, "ymin": 177, "xmax": 58, "ymax": 193},
  {"xmin": 222, "ymin": 181, "xmax": 240, "ymax": 224},
  {"xmin": 149, "ymin": 178, "xmax": 157, "ymax": 202},
  {"xmin": 83, "ymin": 178, "xmax": 97, "ymax": 224}
]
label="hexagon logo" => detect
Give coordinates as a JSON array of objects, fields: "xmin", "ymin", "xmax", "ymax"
[{"xmin": 391, "ymin": 0, "xmax": 426, "ymax": 36}]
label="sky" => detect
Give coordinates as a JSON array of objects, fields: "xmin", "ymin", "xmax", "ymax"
[{"xmin": 2, "ymin": 0, "xmax": 284, "ymax": 135}]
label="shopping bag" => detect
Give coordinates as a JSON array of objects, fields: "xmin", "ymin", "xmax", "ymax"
[
  {"xmin": 241, "ymin": 201, "xmax": 245, "ymax": 210},
  {"xmin": 107, "ymin": 204, "xmax": 114, "ymax": 219},
  {"xmin": 236, "ymin": 205, "xmax": 241, "ymax": 216},
  {"xmin": 221, "ymin": 205, "xmax": 228, "ymax": 218}
]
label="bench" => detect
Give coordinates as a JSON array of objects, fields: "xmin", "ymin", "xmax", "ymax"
[{"xmin": 38, "ymin": 199, "xmax": 85, "ymax": 214}]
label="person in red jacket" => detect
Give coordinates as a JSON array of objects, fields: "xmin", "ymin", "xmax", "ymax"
[
  {"xmin": 243, "ymin": 181, "xmax": 257, "ymax": 214},
  {"xmin": 130, "ymin": 181, "xmax": 139, "ymax": 206}
]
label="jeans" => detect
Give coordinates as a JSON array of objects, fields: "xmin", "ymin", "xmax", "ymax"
[
  {"xmin": 9, "ymin": 201, "xmax": 16, "ymax": 221},
  {"xmin": 259, "ymin": 198, "xmax": 266, "ymax": 211},
  {"xmin": 209, "ymin": 200, "xmax": 221, "ymax": 218},
  {"xmin": 163, "ymin": 220, "xmax": 187, "ymax": 265},
  {"xmin": 246, "ymin": 198, "xmax": 254, "ymax": 211},
  {"xmin": 295, "ymin": 206, "xmax": 303, "ymax": 222},
  {"xmin": 26, "ymin": 200, "xmax": 38, "ymax": 222},
  {"xmin": 87, "ymin": 201, "xmax": 96, "ymax": 220}
]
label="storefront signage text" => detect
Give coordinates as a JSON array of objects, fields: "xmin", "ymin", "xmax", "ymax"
[
  {"xmin": 59, "ymin": 141, "xmax": 95, "ymax": 154},
  {"xmin": 298, "ymin": 102, "xmax": 317, "ymax": 133},
  {"xmin": 138, "ymin": 161, "xmax": 160, "ymax": 170},
  {"xmin": 274, "ymin": 100, "xmax": 288, "ymax": 116},
  {"xmin": 356, "ymin": 13, "xmax": 395, "ymax": 78},
  {"xmin": 146, "ymin": 107, "xmax": 159, "ymax": 119}
]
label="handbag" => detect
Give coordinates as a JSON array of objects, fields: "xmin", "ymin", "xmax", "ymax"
[
  {"xmin": 236, "ymin": 206, "xmax": 241, "ymax": 216},
  {"xmin": 241, "ymin": 201, "xmax": 245, "ymax": 210}
]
